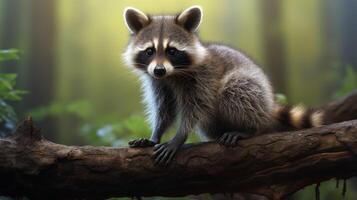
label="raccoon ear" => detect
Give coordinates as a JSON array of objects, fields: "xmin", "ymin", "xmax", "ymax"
[
  {"xmin": 124, "ymin": 7, "xmax": 150, "ymax": 34},
  {"xmin": 176, "ymin": 6, "xmax": 203, "ymax": 32}
]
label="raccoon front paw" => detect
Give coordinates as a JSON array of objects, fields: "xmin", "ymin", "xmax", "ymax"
[
  {"xmin": 217, "ymin": 132, "xmax": 251, "ymax": 147},
  {"xmin": 153, "ymin": 142, "xmax": 180, "ymax": 166},
  {"xmin": 128, "ymin": 138, "xmax": 157, "ymax": 147}
]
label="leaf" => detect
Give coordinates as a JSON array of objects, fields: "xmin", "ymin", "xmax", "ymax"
[
  {"xmin": 0, "ymin": 100, "xmax": 17, "ymax": 123},
  {"xmin": 0, "ymin": 78, "xmax": 13, "ymax": 90},
  {"xmin": 0, "ymin": 73, "xmax": 17, "ymax": 88},
  {"xmin": 0, "ymin": 74, "xmax": 27, "ymax": 101},
  {"xmin": 0, "ymin": 48, "xmax": 23, "ymax": 134},
  {"xmin": 2, "ymin": 90, "xmax": 28, "ymax": 101},
  {"xmin": 0, "ymin": 49, "xmax": 20, "ymax": 61}
]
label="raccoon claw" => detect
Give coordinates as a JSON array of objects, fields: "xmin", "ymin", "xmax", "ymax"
[
  {"xmin": 129, "ymin": 138, "xmax": 157, "ymax": 147},
  {"xmin": 218, "ymin": 132, "xmax": 250, "ymax": 147},
  {"xmin": 153, "ymin": 142, "xmax": 179, "ymax": 166}
]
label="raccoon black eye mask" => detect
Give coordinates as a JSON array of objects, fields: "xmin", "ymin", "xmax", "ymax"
[
  {"xmin": 123, "ymin": 6, "xmax": 325, "ymax": 165},
  {"xmin": 165, "ymin": 47, "xmax": 192, "ymax": 68}
]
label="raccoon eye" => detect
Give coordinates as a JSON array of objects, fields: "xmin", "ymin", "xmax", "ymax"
[
  {"xmin": 167, "ymin": 47, "xmax": 178, "ymax": 56},
  {"xmin": 145, "ymin": 47, "xmax": 155, "ymax": 56}
]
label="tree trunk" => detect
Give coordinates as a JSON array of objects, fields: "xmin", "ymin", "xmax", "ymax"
[
  {"xmin": 261, "ymin": 0, "xmax": 286, "ymax": 93},
  {"xmin": 25, "ymin": 0, "xmax": 57, "ymax": 140}
]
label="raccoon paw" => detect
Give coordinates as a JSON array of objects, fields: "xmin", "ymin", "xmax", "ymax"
[
  {"xmin": 153, "ymin": 142, "xmax": 180, "ymax": 166},
  {"xmin": 217, "ymin": 132, "xmax": 251, "ymax": 147},
  {"xmin": 128, "ymin": 138, "xmax": 157, "ymax": 147}
]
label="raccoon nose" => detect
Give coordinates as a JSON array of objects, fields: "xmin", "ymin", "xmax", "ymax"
[{"xmin": 154, "ymin": 65, "xmax": 166, "ymax": 77}]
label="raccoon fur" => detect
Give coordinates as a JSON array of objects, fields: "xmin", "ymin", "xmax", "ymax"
[{"xmin": 122, "ymin": 6, "xmax": 325, "ymax": 165}]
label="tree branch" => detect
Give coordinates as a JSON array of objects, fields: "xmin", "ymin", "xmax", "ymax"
[{"xmin": 1, "ymin": 91, "xmax": 357, "ymax": 200}]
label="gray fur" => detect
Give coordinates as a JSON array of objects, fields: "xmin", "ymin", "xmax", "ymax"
[{"xmin": 124, "ymin": 6, "xmax": 276, "ymax": 164}]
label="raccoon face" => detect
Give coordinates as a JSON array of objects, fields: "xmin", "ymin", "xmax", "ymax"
[{"xmin": 123, "ymin": 6, "xmax": 208, "ymax": 79}]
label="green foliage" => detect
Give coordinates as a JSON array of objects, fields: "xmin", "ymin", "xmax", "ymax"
[
  {"xmin": 293, "ymin": 178, "xmax": 357, "ymax": 199},
  {"xmin": 28, "ymin": 100, "xmax": 94, "ymax": 120},
  {"xmin": 80, "ymin": 113, "xmax": 200, "ymax": 146},
  {"xmin": 335, "ymin": 65, "xmax": 357, "ymax": 98},
  {"xmin": 80, "ymin": 114, "xmax": 150, "ymax": 146},
  {"xmin": 0, "ymin": 49, "xmax": 27, "ymax": 133},
  {"xmin": 0, "ymin": 74, "xmax": 28, "ymax": 101},
  {"xmin": 275, "ymin": 93, "xmax": 288, "ymax": 105},
  {"xmin": 0, "ymin": 49, "xmax": 19, "ymax": 62},
  {"xmin": 29, "ymin": 99, "xmax": 200, "ymax": 147},
  {"xmin": 275, "ymin": 65, "xmax": 357, "ymax": 106},
  {"xmin": 28, "ymin": 99, "xmax": 151, "ymax": 146}
]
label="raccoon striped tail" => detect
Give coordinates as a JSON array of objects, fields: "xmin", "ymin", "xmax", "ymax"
[{"xmin": 273, "ymin": 104, "xmax": 325, "ymax": 130}]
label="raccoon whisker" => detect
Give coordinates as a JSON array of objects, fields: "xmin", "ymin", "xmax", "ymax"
[
  {"xmin": 176, "ymin": 68, "xmax": 197, "ymax": 74},
  {"xmin": 131, "ymin": 63, "xmax": 148, "ymax": 68},
  {"xmin": 131, "ymin": 62, "xmax": 147, "ymax": 66},
  {"xmin": 173, "ymin": 65, "xmax": 191, "ymax": 68},
  {"xmin": 174, "ymin": 70, "xmax": 196, "ymax": 79}
]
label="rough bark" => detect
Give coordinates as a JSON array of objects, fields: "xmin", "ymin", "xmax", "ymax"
[{"xmin": 1, "ymin": 92, "xmax": 357, "ymax": 200}]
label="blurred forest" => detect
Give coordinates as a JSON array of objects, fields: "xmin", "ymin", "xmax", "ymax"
[{"xmin": 1, "ymin": 0, "xmax": 357, "ymax": 199}]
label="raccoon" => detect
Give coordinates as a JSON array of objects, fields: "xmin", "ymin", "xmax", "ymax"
[{"xmin": 122, "ymin": 6, "xmax": 325, "ymax": 165}]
